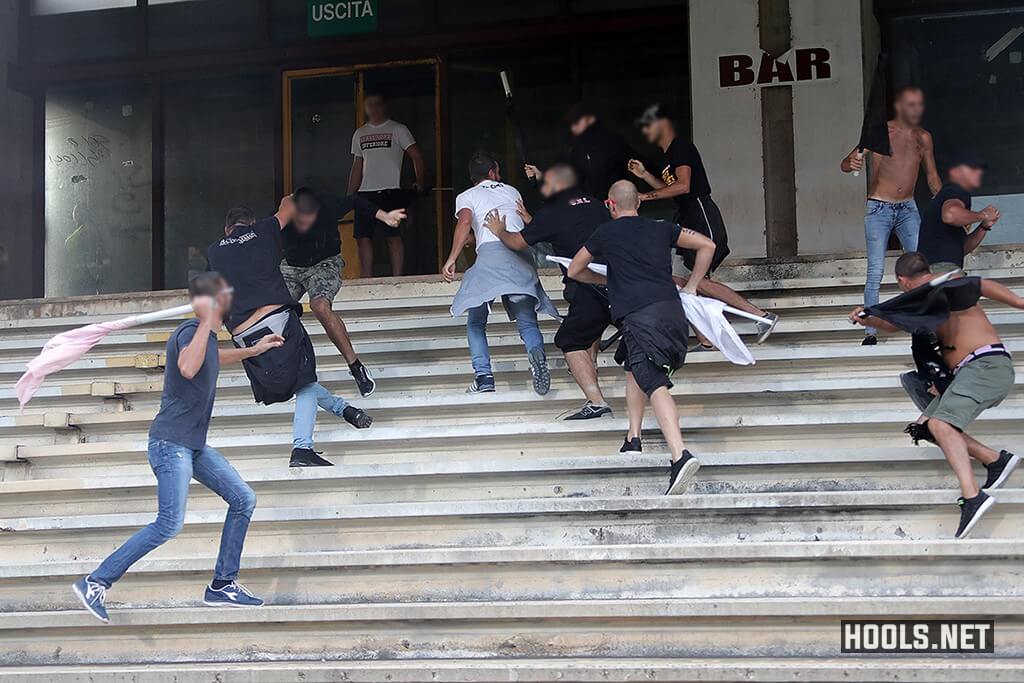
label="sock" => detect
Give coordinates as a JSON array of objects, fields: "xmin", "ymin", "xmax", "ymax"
[{"xmin": 211, "ymin": 579, "xmax": 232, "ymax": 590}]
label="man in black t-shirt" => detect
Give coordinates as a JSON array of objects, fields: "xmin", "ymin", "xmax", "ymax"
[
  {"xmin": 280, "ymin": 187, "xmax": 405, "ymax": 397},
  {"xmin": 918, "ymin": 155, "xmax": 1000, "ymax": 272},
  {"xmin": 484, "ymin": 163, "xmax": 615, "ymax": 420},
  {"xmin": 208, "ymin": 196, "xmax": 376, "ymax": 468},
  {"xmin": 627, "ymin": 104, "xmax": 778, "ymax": 345},
  {"xmin": 569, "ymin": 180, "xmax": 717, "ymax": 496}
]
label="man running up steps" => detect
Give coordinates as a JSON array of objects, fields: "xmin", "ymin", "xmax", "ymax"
[
  {"xmin": 73, "ymin": 273, "xmax": 279, "ymax": 623},
  {"xmin": 570, "ymin": 180, "xmax": 715, "ymax": 495}
]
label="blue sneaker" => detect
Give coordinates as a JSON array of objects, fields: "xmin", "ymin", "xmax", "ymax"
[
  {"xmin": 467, "ymin": 374, "xmax": 495, "ymax": 394},
  {"xmin": 203, "ymin": 581, "xmax": 264, "ymax": 607},
  {"xmin": 72, "ymin": 576, "xmax": 109, "ymax": 623}
]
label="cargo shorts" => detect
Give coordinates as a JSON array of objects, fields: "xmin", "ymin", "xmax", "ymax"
[
  {"xmin": 923, "ymin": 354, "xmax": 1014, "ymax": 431},
  {"xmin": 280, "ymin": 254, "xmax": 344, "ymax": 302}
]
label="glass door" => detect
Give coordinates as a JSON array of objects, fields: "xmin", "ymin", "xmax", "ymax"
[{"xmin": 283, "ymin": 59, "xmax": 442, "ymax": 278}]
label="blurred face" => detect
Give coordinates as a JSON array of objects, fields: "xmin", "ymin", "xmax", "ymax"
[
  {"xmin": 949, "ymin": 165, "xmax": 984, "ymax": 192},
  {"xmin": 894, "ymin": 89, "xmax": 924, "ymax": 125},
  {"xmin": 215, "ymin": 285, "xmax": 234, "ymax": 317},
  {"xmin": 640, "ymin": 118, "xmax": 669, "ymax": 144},
  {"xmin": 364, "ymin": 95, "xmax": 386, "ymax": 122},
  {"xmin": 540, "ymin": 170, "xmax": 564, "ymax": 198},
  {"xmin": 292, "ymin": 210, "xmax": 317, "ymax": 233},
  {"xmin": 569, "ymin": 115, "xmax": 596, "ymax": 137}
]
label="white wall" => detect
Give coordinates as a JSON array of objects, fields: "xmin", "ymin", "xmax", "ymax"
[
  {"xmin": 790, "ymin": 0, "xmax": 868, "ymax": 255},
  {"xmin": 688, "ymin": 0, "xmax": 766, "ymax": 258},
  {"xmin": 688, "ymin": 0, "xmax": 869, "ymax": 258}
]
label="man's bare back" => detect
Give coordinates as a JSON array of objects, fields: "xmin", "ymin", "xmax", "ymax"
[
  {"xmin": 867, "ymin": 123, "xmax": 934, "ymax": 202},
  {"xmin": 937, "ymin": 303, "xmax": 1002, "ymax": 369}
]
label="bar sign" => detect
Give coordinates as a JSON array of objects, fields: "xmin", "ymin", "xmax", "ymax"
[
  {"xmin": 841, "ymin": 620, "xmax": 995, "ymax": 654},
  {"xmin": 308, "ymin": 0, "xmax": 378, "ymax": 37}
]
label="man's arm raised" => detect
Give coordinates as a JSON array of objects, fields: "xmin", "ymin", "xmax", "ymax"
[{"xmin": 640, "ymin": 165, "xmax": 692, "ymax": 202}]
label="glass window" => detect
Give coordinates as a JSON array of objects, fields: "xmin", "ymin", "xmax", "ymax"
[
  {"xmin": 891, "ymin": 8, "xmax": 1024, "ymax": 245},
  {"xmin": 163, "ymin": 74, "xmax": 275, "ymax": 289},
  {"xmin": 580, "ymin": 36, "xmax": 690, "ymax": 219},
  {"xmin": 438, "ymin": 0, "xmax": 560, "ymax": 26},
  {"xmin": 45, "ymin": 84, "xmax": 152, "ymax": 296},
  {"xmin": 27, "ymin": 5, "xmax": 136, "ymax": 63}
]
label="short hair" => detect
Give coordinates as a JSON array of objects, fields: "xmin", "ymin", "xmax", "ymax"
[
  {"xmin": 364, "ymin": 89, "xmax": 386, "ymax": 101},
  {"xmin": 188, "ymin": 271, "xmax": 226, "ymax": 298},
  {"xmin": 224, "ymin": 207, "xmax": 256, "ymax": 230},
  {"xmin": 468, "ymin": 150, "xmax": 498, "ymax": 183},
  {"xmin": 546, "ymin": 162, "xmax": 578, "ymax": 187},
  {"xmin": 894, "ymin": 85, "xmax": 923, "ymax": 101},
  {"xmin": 292, "ymin": 187, "xmax": 321, "ymax": 215},
  {"xmin": 608, "ymin": 179, "xmax": 639, "ymax": 208},
  {"xmin": 895, "ymin": 251, "xmax": 930, "ymax": 278},
  {"xmin": 565, "ymin": 102, "xmax": 597, "ymax": 124}
]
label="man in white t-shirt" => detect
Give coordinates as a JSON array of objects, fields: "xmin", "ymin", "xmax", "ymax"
[
  {"xmin": 443, "ymin": 151, "xmax": 558, "ymax": 396},
  {"xmin": 347, "ymin": 91, "xmax": 425, "ymax": 277}
]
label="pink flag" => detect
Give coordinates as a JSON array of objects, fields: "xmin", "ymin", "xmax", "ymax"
[{"xmin": 14, "ymin": 303, "xmax": 194, "ymax": 408}]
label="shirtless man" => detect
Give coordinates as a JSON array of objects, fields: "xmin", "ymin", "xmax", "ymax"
[
  {"xmin": 850, "ymin": 252, "xmax": 1021, "ymax": 538},
  {"xmin": 842, "ymin": 86, "xmax": 942, "ymax": 345}
]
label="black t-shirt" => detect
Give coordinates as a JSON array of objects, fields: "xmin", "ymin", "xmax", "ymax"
[
  {"xmin": 520, "ymin": 188, "xmax": 610, "ymax": 268},
  {"xmin": 207, "ymin": 215, "xmax": 296, "ymax": 330},
  {"xmin": 919, "ymin": 183, "xmax": 972, "ymax": 268},
  {"xmin": 585, "ymin": 216, "xmax": 681, "ymax": 321},
  {"xmin": 148, "ymin": 320, "xmax": 219, "ymax": 450},
  {"xmin": 281, "ymin": 193, "xmax": 378, "ymax": 267},
  {"xmin": 568, "ymin": 124, "xmax": 638, "ymax": 201},
  {"xmin": 662, "ymin": 136, "xmax": 712, "ymax": 215}
]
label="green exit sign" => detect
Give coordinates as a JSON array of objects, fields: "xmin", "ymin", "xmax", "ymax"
[{"xmin": 308, "ymin": 0, "xmax": 378, "ymax": 36}]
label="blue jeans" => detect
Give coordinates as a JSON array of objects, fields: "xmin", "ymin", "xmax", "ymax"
[
  {"xmin": 91, "ymin": 439, "xmax": 256, "ymax": 587},
  {"xmin": 467, "ymin": 296, "xmax": 544, "ymax": 376},
  {"xmin": 293, "ymin": 381, "xmax": 349, "ymax": 449},
  {"xmin": 864, "ymin": 199, "xmax": 920, "ymax": 335}
]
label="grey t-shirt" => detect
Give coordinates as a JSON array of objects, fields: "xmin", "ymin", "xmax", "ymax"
[{"xmin": 148, "ymin": 319, "xmax": 219, "ymax": 450}]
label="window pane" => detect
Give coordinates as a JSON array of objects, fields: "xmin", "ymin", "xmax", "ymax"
[
  {"xmin": 149, "ymin": 0, "xmax": 265, "ymax": 53},
  {"xmin": 28, "ymin": 6, "xmax": 135, "ymax": 63},
  {"xmin": 45, "ymin": 84, "xmax": 152, "ymax": 296},
  {"xmin": 580, "ymin": 34, "xmax": 690, "ymax": 219},
  {"xmin": 163, "ymin": 75, "xmax": 275, "ymax": 289},
  {"xmin": 891, "ymin": 9, "xmax": 1024, "ymax": 244}
]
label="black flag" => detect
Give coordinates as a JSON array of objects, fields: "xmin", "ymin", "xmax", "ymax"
[{"xmin": 858, "ymin": 53, "xmax": 891, "ymax": 157}]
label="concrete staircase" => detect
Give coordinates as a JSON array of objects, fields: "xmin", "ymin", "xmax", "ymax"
[{"xmin": 1, "ymin": 251, "xmax": 1023, "ymax": 681}]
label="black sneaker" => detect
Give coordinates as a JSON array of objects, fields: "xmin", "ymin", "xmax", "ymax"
[
  {"xmin": 955, "ymin": 491, "xmax": 996, "ymax": 539},
  {"xmin": 666, "ymin": 450, "xmax": 701, "ymax": 495},
  {"xmin": 983, "ymin": 451, "xmax": 1021, "ymax": 491},
  {"xmin": 862, "ymin": 334, "xmax": 878, "ymax": 346},
  {"xmin": 565, "ymin": 401, "xmax": 613, "ymax": 421},
  {"xmin": 528, "ymin": 348, "xmax": 550, "ymax": 396},
  {"xmin": 467, "ymin": 374, "xmax": 495, "ymax": 394},
  {"xmin": 342, "ymin": 405, "xmax": 373, "ymax": 429},
  {"xmin": 619, "ymin": 436, "xmax": 642, "ymax": 454},
  {"xmin": 754, "ymin": 312, "xmax": 779, "ymax": 344},
  {"xmin": 349, "ymin": 360, "xmax": 376, "ymax": 397},
  {"xmin": 289, "ymin": 448, "xmax": 334, "ymax": 467}
]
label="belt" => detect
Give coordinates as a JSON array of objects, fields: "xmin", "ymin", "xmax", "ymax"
[{"xmin": 953, "ymin": 343, "xmax": 1011, "ymax": 374}]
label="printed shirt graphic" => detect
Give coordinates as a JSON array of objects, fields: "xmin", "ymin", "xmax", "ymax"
[
  {"xmin": 351, "ymin": 119, "xmax": 415, "ymax": 191},
  {"xmin": 454, "ymin": 181, "xmax": 525, "ymax": 252}
]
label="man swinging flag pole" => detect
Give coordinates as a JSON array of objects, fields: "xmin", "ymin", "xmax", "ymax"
[
  {"xmin": 15, "ymin": 303, "xmax": 198, "ymax": 408},
  {"xmin": 500, "ymin": 70, "xmax": 538, "ymax": 185}
]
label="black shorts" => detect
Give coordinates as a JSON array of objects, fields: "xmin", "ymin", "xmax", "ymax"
[
  {"xmin": 232, "ymin": 306, "xmax": 317, "ymax": 405},
  {"xmin": 676, "ymin": 194, "xmax": 730, "ymax": 274},
  {"xmin": 614, "ymin": 328, "xmax": 675, "ymax": 397},
  {"xmin": 353, "ymin": 189, "xmax": 408, "ymax": 240},
  {"xmin": 554, "ymin": 281, "xmax": 613, "ymax": 353}
]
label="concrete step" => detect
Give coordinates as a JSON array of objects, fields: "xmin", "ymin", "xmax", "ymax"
[
  {"xmin": 3, "ymin": 491, "xmax": 1021, "ymax": 564},
  {"xmin": 2, "ymin": 597, "xmax": 1022, "ymax": 664},
  {"xmin": 2, "ymin": 540, "xmax": 1021, "ymax": 611},
  {"xmin": 2, "ymin": 658, "xmax": 1022, "ymax": 683}
]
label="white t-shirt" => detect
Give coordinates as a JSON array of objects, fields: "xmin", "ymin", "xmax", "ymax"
[
  {"xmin": 454, "ymin": 181, "xmax": 525, "ymax": 251},
  {"xmin": 350, "ymin": 119, "xmax": 416, "ymax": 192}
]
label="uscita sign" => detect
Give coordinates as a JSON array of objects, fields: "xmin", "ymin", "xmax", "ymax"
[{"xmin": 308, "ymin": 0, "xmax": 378, "ymax": 36}]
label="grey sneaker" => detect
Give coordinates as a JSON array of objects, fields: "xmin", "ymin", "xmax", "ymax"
[
  {"xmin": 528, "ymin": 348, "xmax": 550, "ymax": 396},
  {"xmin": 754, "ymin": 312, "xmax": 779, "ymax": 344}
]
